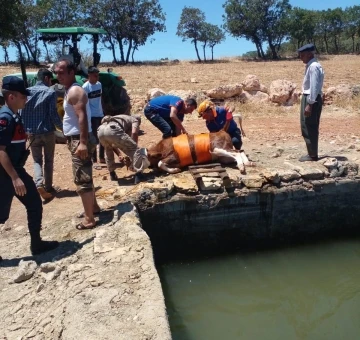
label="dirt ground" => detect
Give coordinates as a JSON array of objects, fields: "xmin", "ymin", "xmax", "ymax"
[
  {"xmin": 1, "ymin": 54, "xmax": 360, "ymax": 259},
  {"xmin": 0, "ymin": 56, "xmax": 360, "ymax": 339}
]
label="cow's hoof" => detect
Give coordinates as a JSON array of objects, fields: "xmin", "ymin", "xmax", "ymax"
[{"xmin": 169, "ymin": 168, "xmax": 181, "ymax": 174}]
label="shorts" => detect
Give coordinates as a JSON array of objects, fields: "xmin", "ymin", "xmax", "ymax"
[{"xmin": 67, "ymin": 133, "xmax": 97, "ymax": 193}]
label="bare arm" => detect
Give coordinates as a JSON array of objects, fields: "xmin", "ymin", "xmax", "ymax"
[
  {"xmin": 0, "ymin": 146, "xmax": 26, "ymax": 196},
  {"xmin": 68, "ymin": 86, "xmax": 89, "ymax": 159},
  {"xmin": 169, "ymin": 107, "xmax": 187, "ymax": 134}
]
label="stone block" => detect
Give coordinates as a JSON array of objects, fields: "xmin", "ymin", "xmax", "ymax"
[
  {"xmin": 241, "ymin": 174, "xmax": 266, "ymax": 188},
  {"xmin": 278, "ymin": 169, "xmax": 301, "ymax": 182},
  {"xmin": 173, "ymin": 174, "xmax": 198, "ymax": 193},
  {"xmin": 143, "ymin": 180, "xmax": 174, "ymax": 199},
  {"xmin": 199, "ymin": 177, "xmax": 223, "ymax": 191}
]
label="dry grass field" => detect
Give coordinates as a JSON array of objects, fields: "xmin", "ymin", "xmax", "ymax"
[
  {"xmin": 1, "ymin": 54, "xmax": 360, "ymax": 272},
  {"xmin": 1, "ymin": 55, "xmax": 360, "ymax": 233}
]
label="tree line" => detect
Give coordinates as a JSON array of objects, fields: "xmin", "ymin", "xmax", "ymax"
[
  {"xmin": 0, "ymin": 0, "xmax": 225, "ymax": 65},
  {"xmin": 0, "ymin": 0, "xmax": 359, "ymax": 65},
  {"xmin": 223, "ymin": 0, "xmax": 360, "ymax": 59}
]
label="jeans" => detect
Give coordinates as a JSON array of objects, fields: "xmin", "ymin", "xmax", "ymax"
[
  {"xmin": 91, "ymin": 117, "xmax": 105, "ymax": 161},
  {"xmin": 229, "ymin": 128, "xmax": 242, "ymax": 150},
  {"xmin": 0, "ymin": 167, "xmax": 42, "ymax": 239},
  {"xmin": 29, "ymin": 132, "xmax": 56, "ymax": 191},
  {"xmin": 144, "ymin": 107, "xmax": 177, "ymax": 139}
]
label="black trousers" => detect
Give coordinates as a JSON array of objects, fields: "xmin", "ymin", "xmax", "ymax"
[
  {"xmin": 0, "ymin": 167, "xmax": 42, "ymax": 239},
  {"xmin": 300, "ymin": 94, "xmax": 322, "ymax": 157}
]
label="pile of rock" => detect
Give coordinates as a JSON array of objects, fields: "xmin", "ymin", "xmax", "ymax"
[{"xmin": 130, "ymin": 76, "xmax": 359, "ymax": 113}]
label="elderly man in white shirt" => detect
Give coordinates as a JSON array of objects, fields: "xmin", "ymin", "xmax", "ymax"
[{"xmin": 298, "ymin": 43, "xmax": 325, "ymax": 162}]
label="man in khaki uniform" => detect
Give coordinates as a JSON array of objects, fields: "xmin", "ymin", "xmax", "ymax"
[{"xmin": 98, "ymin": 114, "xmax": 150, "ymax": 183}]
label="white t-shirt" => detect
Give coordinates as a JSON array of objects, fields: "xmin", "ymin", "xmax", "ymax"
[{"xmin": 82, "ymin": 81, "xmax": 104, "ymax": 118}]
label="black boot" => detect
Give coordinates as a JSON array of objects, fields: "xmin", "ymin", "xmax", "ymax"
[
  {"xmin": 110, "ymin": 171, "xmax": 118, "ymax": 181},
  {"xmin": 31, "ymin": 237, "xmax": 59, "ymax": 255}
]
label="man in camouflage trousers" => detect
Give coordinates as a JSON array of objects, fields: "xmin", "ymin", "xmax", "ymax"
[{"xmin": 97, "ymin": 114, "xmax": 150, "ymax": 184}]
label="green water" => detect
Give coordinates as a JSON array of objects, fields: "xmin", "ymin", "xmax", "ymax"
[{"xmin": 159, "ymin": 240, "xmax": 360, "ymax": 340}]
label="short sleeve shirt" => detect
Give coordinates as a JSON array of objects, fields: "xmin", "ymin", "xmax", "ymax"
[
  {"xmin": 82, "ymin": 81, "xmax": 104, "ymax": 118},
  {"xmin": 0, "ymin": 106, "xmax": 27, "ymax": 168},
  {"xmin": 206, "ymin": 106, "xmax": 237, "ymax": 134},
  {"xmin": 148, "ymin": 95, "xmax": 184, "ymax": 120}
]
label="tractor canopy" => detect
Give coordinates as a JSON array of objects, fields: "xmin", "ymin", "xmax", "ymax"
[{"xmin": 37, "ymin": 27, "xmax": 107, "ymax": 35}]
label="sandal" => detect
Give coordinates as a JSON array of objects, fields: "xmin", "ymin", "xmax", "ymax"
[
  {"xmin": 76, "ymin": 210, "xmax": 102, "ymax": 218},
  {"xmin": 75, "ymin": 222, "xmax": 96, "ymax": 230}
]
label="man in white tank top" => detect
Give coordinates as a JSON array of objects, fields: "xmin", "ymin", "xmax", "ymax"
[{"xmin": 54, "ymin": 59, "xmax": 100, "ymax": 230}]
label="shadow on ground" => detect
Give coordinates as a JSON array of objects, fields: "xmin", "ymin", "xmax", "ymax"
[{"xmin": 0, "ymin": 237, "xmax": 94, "ymax": 268}]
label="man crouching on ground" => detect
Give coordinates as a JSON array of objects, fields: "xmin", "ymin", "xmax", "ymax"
[
  {"xmin": 98, "ymin": 114, "xmax": 150, "ymax": 184},
  {"xmin": 54, "ymin": 59, "xmax": 100, "ymax": 230}
]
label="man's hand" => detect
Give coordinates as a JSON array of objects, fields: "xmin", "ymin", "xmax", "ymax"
[
  {"xmin": 304, "ymin": 104, "xmax": 312, "ymax": 117},
  {"xmin": 241, "ymin": 129, "xmax": 246, "ymax": 137},
  {"xmin": 75, "ymin": 142, "xmax": 88, "ymax": 160},
  {"xmin": 12, "ymin": 177, "xmax": 26, "ymax": 196},
  {"xmin": 181, "ymin": 128, "xmax": 188, "ymax": 135}
]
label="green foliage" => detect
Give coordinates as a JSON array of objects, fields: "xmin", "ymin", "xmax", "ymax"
[
  {"xmin": 177, "ymin": 7, "xmax": 205, "ymax": 61},
  {"xmin": 223, "ymin": 0, "xmax": 291, "ymax": 59},
  {"xmin": 177, "ymin": 7, "xmax": 224, "ymax": 62},
  {"xmin": 85, "ymin": 0, "xmax": 166, "ymax": 64}
]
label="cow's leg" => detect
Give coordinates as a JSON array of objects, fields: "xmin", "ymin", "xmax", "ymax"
[
  {"xmin": 240, "ymin": 151, "xmax": 255, "ymax": 167},
  {"xmin": 158, "ymin": 161, "xmax": 181, "ymax": 174},
  {"xmin": 211, "ymin": 148, "xmax": 245, "ymax": 174}
]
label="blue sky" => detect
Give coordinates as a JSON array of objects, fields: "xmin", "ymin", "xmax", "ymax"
[{"xmin": 3, "ymin": 0, "xmax": 359, "ymax": 62}]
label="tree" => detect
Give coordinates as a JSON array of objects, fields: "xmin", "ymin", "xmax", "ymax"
[
  {"xmin": 0, "ymin": 0, "xmax": 29, "ymax": 83},
  {"xmin": 223, "ymin": 0, "xmax": 266, "ymax": 58},
  {"xmin": 287, "ymin": 8, "xmax": 317, "ymax": 48},
  {"xmin": 343, "ymin": 6, "xmax": 360, "ymax": 53},
  {"xmin": 85, "ymin": 0, "xmax": 166, "ymax": 64},
  {"xmin": 258, "ymin": 0, "xmax": 292, "ymax": 59},
  {"xmin": 177, "ymin": 7, "xmax": 205, "ymax": 62},
  {"xmin": 205, "ymin": 24, "xmax": 225, "ymax": 61}
]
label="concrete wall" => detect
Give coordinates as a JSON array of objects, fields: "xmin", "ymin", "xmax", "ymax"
[{"xmin": 137, "ymin": 179, "xmax": 360, "ymax": 259}]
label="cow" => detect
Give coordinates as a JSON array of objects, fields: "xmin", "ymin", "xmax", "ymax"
[{"xmin": 146, "ymin": 130, "xmax": 254, "ymax": 174}]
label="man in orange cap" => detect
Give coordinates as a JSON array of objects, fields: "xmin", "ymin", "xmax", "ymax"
[{"xmin": 198, "ymin": 100, "xmax": 244, "ymax": 150}]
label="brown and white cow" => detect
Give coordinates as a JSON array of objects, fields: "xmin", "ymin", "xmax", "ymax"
[{"xmin": 146, "ymin": 130, "xmax": 254, "ymax": 174}]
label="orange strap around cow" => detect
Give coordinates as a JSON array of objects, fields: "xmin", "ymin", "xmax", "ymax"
[
  {"xmin": 173, "ymin": 134, "xmax": 194, "ymax": 167},
  {"xmin": 173, "ymin": 133, "xmax": 212, "ymax": 167},
  {"xmin": 194, "ymin": 133, "xmax": 211, "ymax": 164}
]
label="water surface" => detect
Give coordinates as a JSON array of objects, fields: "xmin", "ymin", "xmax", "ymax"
[{"xmin": 159, "ymin": 240, "xmax": 360, "ymax": 340}]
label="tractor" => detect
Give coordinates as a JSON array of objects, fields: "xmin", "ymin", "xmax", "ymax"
[{"xmin": 2, "ymin": 27, "xmax": 131, "ymax": 118}]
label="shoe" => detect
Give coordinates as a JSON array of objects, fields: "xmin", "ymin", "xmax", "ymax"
[
  {"xmin": 30, "ymin": 240, "xmax": 59, "ymax": 255},
  {"xmin": 134, "ymin": 172, "xmax": 146, "ymax": 184},
  {"xmin": 110, "ymin": 171, "xmax": 118, "ymax": 181},
  {"xmin": 46, "ymin": 186, "xmax": 60, "ymax": 194},
  {"xmin": 299, "ymin": 155, "xmax": 318, "ymax": 162},
  {"xmin": 37, "ymin": 187, "xmax": 54, "ymax": 200}
]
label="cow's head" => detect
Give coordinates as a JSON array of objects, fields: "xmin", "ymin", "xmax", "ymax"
[{"xmin": 146, "ymin": 148, "xmax": 162, "ymax": 168}]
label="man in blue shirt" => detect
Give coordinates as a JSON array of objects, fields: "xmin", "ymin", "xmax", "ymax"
[
  {"xmin": 144, "ymin": 95, "xmax": 197, "ymax": 138},
  {"xmin": 197, "ymin": 100, "xmax": 243, "ymax": 150},
  {"xmin": 0, "ymin": 76, "xmax": 58, "ymax": 260},
  {"xmin": 21, "ymin": 69, "xmax": 63, "ymax": 200}
]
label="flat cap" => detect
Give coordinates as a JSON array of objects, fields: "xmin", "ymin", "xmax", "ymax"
[{"xmin": 298, "ymin": 43, "xmax": 315, "ymax": 53}]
